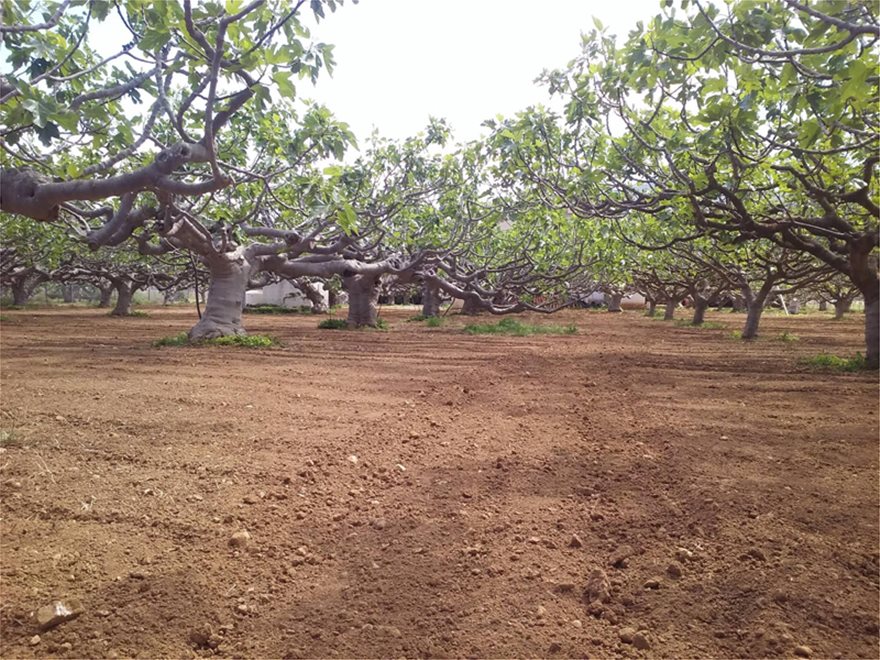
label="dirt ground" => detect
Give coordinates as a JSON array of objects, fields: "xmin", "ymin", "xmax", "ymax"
[{"xmin": 0, "ymin": 305, "xmax": 877, "ymax": 659}]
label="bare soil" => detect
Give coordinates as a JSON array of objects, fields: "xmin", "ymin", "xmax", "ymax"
[{"xmin": 0, "ymin": 306, "xmax": 877, "ymax": 659}]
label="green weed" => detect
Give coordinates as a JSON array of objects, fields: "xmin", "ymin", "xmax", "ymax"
[
  {"xmin": 153, "ymin": 332, "xmax": 279, "ymax": 348},
  {"xmin": 799, "ymin": 353, "xmax": 868, "ymax": 372},
  {"xmin": 463, "ymin": 317, "xmax": 577, "ymax": 336},
  {"xmin": 776, "ymin": 331, "xmax": 800, "ymax": 343},
  {"xmin": 244, "ymin": 304, "xmax": 299, "ymax": 314},
  {"xmin": 425, "ymin": 316, "xmax": 443, "ymax": 328},
  {"xmin": 318, "ymin": 318, "xmax": 348, "ymax": 330}
]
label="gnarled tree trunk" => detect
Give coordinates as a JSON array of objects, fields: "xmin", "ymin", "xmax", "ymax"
[
  {"xmin": 663, "ymin": 298, "xmax": 680, "ymax": 321},
  {"xmin": 645, "ymin": 297, "xmax": 657, "ymax": 317},
  {"xmin": 188, "ymin": 254, "xmax": 255, "ymax": 340},
  {"xmin": 865, "ymin": 296, "xmax": 879, "ymax": 370},
  {"xmin": 742, "ymin": 299, "xmax": 767, "ymax": 339},
  {"xmin": 62, "ymin": 284, "xmax": 74, "ymax": 303},
  {"xmin": 818, "ymin": 300, "xmax": 828, "ymax": 312},
  {"xmin": 344, "ymin": 274, "xmax": 380, "ymax": 327},
  {"xmin": 833, "ymin": 298, "xmax": 852, "ymax": 320},
  {"xmin": 98, "ymin": 283, "xmax": 114, "ymax": 308},
  {"xmin": 11, "ymin": 280, "xmax": 33, "ymax": 306},
  {"xmin": 110, "ymin": 282, "xmax": 134, "ymax": 316},
  {"xmin": 422, "ymin": 280, "xmax": 441, "ymax": 318},
  {"xmin": 460, "ymin": 295, "xmax": 484, "ymax": 316},
  {"xmin": 606, "ymin": 292, "xmax": 623, "ymax": 313},
  {"xmin": 299, "ymin": 280, "xmax": 327, "ymax": 314},
  {"xmin": 691, "ymin": 298, "xmax": 709, "ymax": 326}
]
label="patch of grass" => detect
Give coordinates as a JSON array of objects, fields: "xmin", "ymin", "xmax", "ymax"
[
  {"xmin": 407, "ymin": 314, "xmax": 426, "ymax": 322},
  {"xmin": 463, "ymin": 317, "xmax": 578, "ymax": 336},
  {"xmin": 0, "ymin": 315, "xmax": 11, "ymax": 322},
  {"xmin": 0, "ymin": 428, "xmax": 22, "ymax": 448},
  {"xmin": 244, "ymin": 304, "xmax": 299, "ymax": 314},
  {"xmin": 799, "ymin": 353, "xmax": 868, "ymax": 372},
  {"xmin": 728, "ymin": 330, "xmax": 743, "ymax": 340},
  {"xmin": 425, "ymin": 316, "xmax": 443, "ymax": 328},
  {"xmin": 776, "ymin": 331, "xmax": 800, "ymax": 343},
  {"xmin": 674, "ymin": 319, "xmax": 725, "ymax": 330},
  {"xmin": 375, "ymin": 318, "xmax": 390, "ymax": 330},
  {"xmin": 153, "ymin": 332, "xmax": 279, "ymax": 348},
  {"xmin": 318, "ymin": 318, "xmax": 348, "ymax": 330}
]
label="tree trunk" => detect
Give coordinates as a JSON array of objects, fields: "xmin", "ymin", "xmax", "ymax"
[
  {"xmin": 110, "ymin": 282, "xmax": 133, "ymax": 316},
  {"xmin": 327, "ymin": 289, "xmax": 340, "ymax": 308},
  {"xmin": 299, "ymin": 280, "xmax": 327, "ymax": 314},
  {"xmin": 731, "ymin": 295, "xmax": 747, "ymax": 313},
  {"xmin": 98, "ymin": 284, "xmax": 114, "ymax": 308},
  {"xmin": 663, "ymin": 298, "xmax": 679, "ymax": 321},
  {"xmin": 188, "ymin": 256, "xmax": 254, "ymax": 340},
  {"xmin": 606, "ymin": 292, "xmax": 623, "ymax": 313},
  {"xmin": 344, "ymin": 274, "xmax": 380, "ymax": 327},
  {"xmin": 741, "ymin": 302, "xmax": 765, "ymax": 340},
  {"xmin": 422, "ymin": 280, "xmax": 441, "ymax": 318},
  {"xmin": 11, "ymin": 280, "xmax": 32, "ymax": 306},
  {"xmin": 460, "ymin": 295, "xmax": 484, "ymax": 316},
  {"xmin": 646, "ymin": 298, "xmax": 657, "ymax": 317},
  {"xmin": 691, "ymin": 298, "xmax": 709, "ymax": 326},
  {"xmin": 865, "ymin": 295, "xmax": 879, "ymax": 370},
  {"xmin": 833, "ymin": 298, "xmax": 852, "ymax": 320},
  {"xmin": 62, "ymin": 284, "xmax": 74, "ymax": 303},
  {"xmin": 818, "ymin": 300, "xmax": 828, "ymax": 312}
]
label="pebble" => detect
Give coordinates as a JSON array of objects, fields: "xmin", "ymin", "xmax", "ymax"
[
  {"xmin": 643, "ymin": 577, "xmax": 662, "ymax": 590},
  {"xmin": 584, "ymin": 568, "xmax": 611, "ymax": 604},
  {"xmin": 242, "ymin": 495, "xmax": 258, "ymax": 504},
  {"xmin": 536, "ymin": 605, "xmax": 547, "ymax": 618},
  {"xmin": 30, "ymin": 635, "xmax": 41, "ymax": 646},
  {"xmin": 371, "ymin": 518, "xmax": 388, "ymax": 530},
  {"xmin": 347, "ymin": 455, "xmax": 359, "ymax": 464},
  {"xmin": 609, "ymin": 544, "xmax": 634, "ymax": 568},
  {"xmin": 572, "ymin": 619, "xmax": 582, "ymax": 628},
  {"xmin": 5, "ymin": 479, "xmax": 22, "ymax": 489},
  {"xmin": 229, "ymin": 530, "xmax": 251, "ymax": 548},
  {"xmin": 619, "ymin": 627, "xmax": 636, "ymax": 644},
  {"xmin": 60, "ymin": 642, "xmax": 73, "ymax": 652},
  {"xmin": 548, "ymin": 641, "xmax": 562, "ymax": 653},
  {"xmin": 35, "ymin": 598, "xmax": 84, "ymax": 631},
  {"xmin": 666, "ymin": 562, "xmax": 683, "ymax": 579},
  {"xmin": 633, "ymin": 631, "xmax": 651, "ymax": 650},
  {"xmin": 794, "ymin": 645, "xmax": 812, "ymax": 658},
  {"xmin": 675, "ymin": 548, "xmax": 694, "ymax": 562},
  {"xmin": 569, "ymin": 534, "xmax": 584, "ymax": 548}
]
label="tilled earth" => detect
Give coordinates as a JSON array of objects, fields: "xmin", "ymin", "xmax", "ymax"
[{"xmin": 0, "ymin": 306, "xmax": 877, "ymax": 659}]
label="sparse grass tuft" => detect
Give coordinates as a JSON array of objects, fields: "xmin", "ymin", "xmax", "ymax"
[
  {"xmin": 776, "ymin": 331, "xmax": 800, "ymax": 343},
  {"xmin": 0, "ymin": 428, "xmax": 22, "ymax": 447},
  {"xmin": 728, "ymin": 330, "xmax": 743, "ymax": 340},
  {"xmin": 463, "ymin": 317, "xmax": 577, "ymax": 336},
  {"xmin": 425, "ymin": 316, "xmax": 443, "ymax": 328},
  {"xmin": 318, "ymin": 318, "xmax": 348, "ymax": 330},
  {"xmin": 0, "ymin": 315, "xmax": 10, "ymax": 322},
  {"xmin": 674, "ymin": 319, "xmax": 725, "ymax": 330},
  {"xmin": 153, "ymin": 332, "xmax": 279, "ymax": 348},
  {"xmin": 799, "ymin": 353, "xmax": 868, "ymax": 372},
  {"xmin": 244, "ymin": 304, "xmax": 299, "ymax": 314},
  {"xmin": 407, "ymin": 314, "xmax": 426, "ymax": 322},
  {"xmin": 375, "ymin": 317, "xmax": 390, "ymax": 330}
]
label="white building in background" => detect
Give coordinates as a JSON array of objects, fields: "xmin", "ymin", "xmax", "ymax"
[{"xmin": 245, "ymin": 280, "xmax": 328, "ymax": 309}]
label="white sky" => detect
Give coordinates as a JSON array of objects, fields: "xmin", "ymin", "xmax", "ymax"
[{"xmin": 306, "ymin": 0, "xmax": 663, "ymax": 143}]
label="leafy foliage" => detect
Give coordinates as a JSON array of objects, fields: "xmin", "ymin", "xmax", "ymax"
[{"xmin": 800, "ymin": 353, "xmax": 868, "ymax": 372}]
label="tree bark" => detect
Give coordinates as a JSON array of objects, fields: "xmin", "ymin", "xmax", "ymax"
[
  {"xmin": 663, "ymin": 298, "xmax": 679, "ymax": 321},
  {"xmin": 731, "ymin": 295, "xmax": 747, "ymax": 313},
  {"xmin": 606, "ymin": 292, "xmax": 623, "ymax": 313},
  {"xmin": 110, "ymin": 282, "xmax": 133, "ymax": 316},
  {"xmin": 344, "ymin": 274, "xmax": 380, "ymax": 327},
  {"xmin": 11, "ymin": 280, "xmax": 33, "ymax": 306},
  {"xmin": 865, "ymin": 295, "xmax": 879, "ymax": 370},
  {"xmin": 818, "ymin": 300, "xmax": 828, "ymax": 312},
  {"xmin": 327, "ymin": 288, "xmax": 340, "ymax": 308},
  {"xmin": 645, "ymin": 297, "xmax": 657, "ymax": 317},
  {"xmin": 98, "ymin": 284, "xmax": 114, "ymax": 308},
  {"xmin": 741, "ymin": 302, "xmax": 765, "ymax": 339},
  {"xmin": 62, "ymin": 284, "xmax": 74, "ymax": 303},
  {"xmin": 188, "ymin": 255, "xmax": 254, "ymax": 339},
  {"xmin": 460, "ymin": 295, "xmax": 484, "ymax": 316},
  {"xmin": 422, "ymin": 280, "xmax": 442, "ymax": 318},
  {"xmin": 691, "ymin": 298, "xmax": 709, "ymax": 326},
  {"xmin": 299, "ymin": 280, "xmax": 327, "ymax": 314},
  {"xmin": 833, "ymin": 298, "xmax": 852, "ymax": 320}
]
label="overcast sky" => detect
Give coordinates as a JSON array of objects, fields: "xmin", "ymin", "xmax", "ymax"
[{"xmin": 306, "ymin": 0, "xmax": 662, "ymax": 143}]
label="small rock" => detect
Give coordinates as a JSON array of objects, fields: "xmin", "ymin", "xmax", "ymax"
[
  {"xmin": 371, "ymin": 518, "xmax": 388, "ymax": 530},
  {"xmin": 554, "ymin": 582, "xmax": 576, "ymax": 594},
  {"xmin": 609, "ymin": 544, "xmax": 634, "ymax": 568},
  {"xmin": 666, "ymin": 562, "xmax": 683, "ymax": 579},
  {"xmin": 5, "ymin": 479, "xmax": 22, "ymax": 489},
  {"xmin": 30, "ymin": 635, "xmax": 41, "ymax": 646},
  {"xmin": 584, "ymin": 568, "xmax": 611, "ymax": 604},
  {"xmin": 747, "ymin": 547, "xmax": 766, "ymax": 561},
  {"xmin": 229, "ymin": 530, "xmax": 251, "ymax": 548},
  {"xmin": 35, "ymin": 598, "xmax": 84, "ymax": 631},
  {"xmin": 395, "ymin": 463, "xmax": 406, "ymax": 472},
  {"xmin": 619, "ymin": 627, "xmax": 636, "ymax": 644},
  {"xmin": 572, "ymin": 619, "xmax": 582, "ymax": 628},
  {"xmin": 60, "ymin": 642, "xmax": 73, "ymax": 652},
  {"xmin": 409, "ymin": 431, "xmax": 420, "ymax": 440},
  {"xmin": 675, "ymin": 547, "xmax": 694, "ymax": 562},
  {"xmin": 548, "ymin": 641, "xmax": 562, "ymax": 653},
  {"xmin": 794, "ymin": 645, "xmax": 812, "ymax": 658},
  {"xmin": 536, "ymin": 605, "xmax": 547, "ymax": 617},
  {"xmin": 242, "ymin": 495, "xmax": 258, "ymax": 505},
  {"xmin": 643, "ymin": 577, "xmax": 661, "ymax": 590},
  {"xmin": 347, "ymin": 455, "xmax": 359, "ymax": 464},
  {"xmin": 569, "ymin": 534, "xmax": 584, "ymax": 549},
  {"xmin": 633, "ymin": 631, "xmax": 651, "ymax": 650}
]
